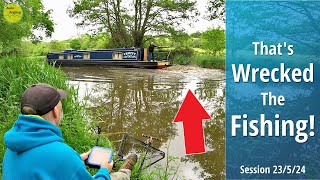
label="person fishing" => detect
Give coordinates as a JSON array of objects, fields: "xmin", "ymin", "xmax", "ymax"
[{"xmin": 2, "ymin": 83, "xmax": 137, "ymax": 180}]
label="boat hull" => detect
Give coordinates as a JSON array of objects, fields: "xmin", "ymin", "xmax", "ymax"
[{"xmin": 47, "ymin": 59, "xmax": 171, "ymax": 69}]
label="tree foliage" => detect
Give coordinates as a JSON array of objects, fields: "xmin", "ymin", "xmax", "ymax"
[
  {"xmin": 0, "ymin": 0, "xmax": 54, "ymax": 55},
  {"xmin": 76, "ymin": 34, "xmax": 111, "ymax": 50},
  {"xmin": 207, "ymin": 0, "xmax": 225, "ymax": 21},
  {"xmin": 69, "ymin": 0, "xmax": 198, "ymax": 48},
  {"xmin": 69, "ymin": 39, "xmax": 81, "ymax": 50},
  {"xmin": 48, "ymin": 40, "xmax": 68, "ymax": 52},
  {"xmin": 201, "ymin": 28, "xmax": 225, "ymax": 54}
]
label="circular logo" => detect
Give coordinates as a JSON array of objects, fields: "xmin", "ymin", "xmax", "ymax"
[{"xmin": 3, "ymin": 3, "xmax": 23, "ymax": 23}]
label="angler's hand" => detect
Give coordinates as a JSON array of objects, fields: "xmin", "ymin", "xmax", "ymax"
[
  {"xmin": 101, "ymin": 160, "xmax": 114, "ymax": 173},
  {"xmin": 80, "ymin": 150, "xmax": 91, "ymax": 163}
]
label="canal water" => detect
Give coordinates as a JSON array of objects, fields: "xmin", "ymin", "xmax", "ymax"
[{"xmin": 62, "ymin": 66, "xmax": 225, "ymax": 180}]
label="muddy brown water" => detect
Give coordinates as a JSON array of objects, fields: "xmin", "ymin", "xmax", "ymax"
[{"xmin": 62, "ymin": 66, "xmax": 225, "ymax": 180}]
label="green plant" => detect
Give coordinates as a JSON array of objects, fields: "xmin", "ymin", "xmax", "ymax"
[
  {"xmin": 201, "ymin": 28, "xmax": 225, "ymax": 55},
  {"xmin": 172, "ymin": 55, "xmax": 191, "ymax": 65},
  {"xmin": 190, "ymin": 54, "xmax": 225, "ymax": 69},
  {"xmin": 169, "ymin": 47, "xmax": 194, "ymax": 59},
  {"xmin": 138, "ymin": 153, "xmax": 185, "ymax": 179},
  {"xmin": 171, "ymin": 54, "xmax": 225, "ymax": 69}
]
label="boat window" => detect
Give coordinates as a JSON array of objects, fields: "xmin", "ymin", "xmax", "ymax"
[
  {"xmin": 67, "ymin": 54, "xmax": 73, "ymax": 60},
  {"xmin": 112, "ymin": 52, "xmax": 123, "ymax": 60},
  {"xmin": 83, "ymin": 52, "xmax": 90, "ymax": 59},
  {"xmin": 59, "ymin": 54, "xmax": 64, "ymax": 60}
]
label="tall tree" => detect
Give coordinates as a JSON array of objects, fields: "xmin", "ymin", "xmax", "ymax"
[
  {"xmin": 0, "ymin": 0, "xmax": 54, "ymax": 55},
  {"xmin": 69, "ymin": 0, "xmax": 197, "ymax": 47}
]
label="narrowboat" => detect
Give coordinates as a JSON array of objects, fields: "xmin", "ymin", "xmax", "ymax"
[{"xmin": 46, "ymin": 48, "xmax": 171, "ymax": 69}]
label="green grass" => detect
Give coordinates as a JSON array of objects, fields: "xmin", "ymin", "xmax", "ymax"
[
  {"xmin": 172, "ymin": 54, "xmax": 225, "ymax": 70},
  {"xmin": 193, "ymin": 48, "xmax": 208, "ymax": 54},
  {"xmin": 171, "ymin": 55, "xmax": 191, "ymax": 65},
  {"xmin": 190, "ymin": 54, "xmax": 225, "ymax": 70},
  {"xmin": 129, "ymin": 156, "xmax": 184, "ymax": 180}
]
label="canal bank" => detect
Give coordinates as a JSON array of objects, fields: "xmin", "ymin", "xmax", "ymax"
[{"xmin": 63, "ymin": 65, "xmax": 225, "ymax": 179}]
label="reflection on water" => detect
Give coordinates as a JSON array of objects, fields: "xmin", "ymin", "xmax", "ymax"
[{"xmin": 62, "ymin": 67, "xmax": 225, "ymax": 180}]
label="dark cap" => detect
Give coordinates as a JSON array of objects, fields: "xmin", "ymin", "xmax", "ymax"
[{"xmin": 21, "ymin": 83, "xmax": 67, "ymax": 116}]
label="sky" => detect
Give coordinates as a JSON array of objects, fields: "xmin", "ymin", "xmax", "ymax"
[{"xmin": 42, "ymin": 0, "xmax": 224, "ymax": 41}]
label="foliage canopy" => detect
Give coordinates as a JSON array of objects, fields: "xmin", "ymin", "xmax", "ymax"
[
  {"xmin": 0, "ymin": 0, "xmax": 54, "ymax": 55},
  {"xmin": 69, "ymin": 0, "xmax": 198, "ymax": 47}
]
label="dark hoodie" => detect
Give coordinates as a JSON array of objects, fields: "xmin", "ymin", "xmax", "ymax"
[{"xmin": 2, "ymin": 114, "xmax": 110, "ymax": 180}]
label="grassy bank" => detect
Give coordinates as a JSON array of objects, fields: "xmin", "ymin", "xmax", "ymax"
[
  {"xmin": 0, "ymin": 56, "xmax": 107, "ymax": 171},
  {"xmin": 172, "ymin": 54, "xmax": 225, "ymax": 70}
]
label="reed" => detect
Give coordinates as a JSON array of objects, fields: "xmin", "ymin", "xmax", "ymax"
[{"xmin": 172, "ymin": 54, "xmax": 225, "ymax": 70}]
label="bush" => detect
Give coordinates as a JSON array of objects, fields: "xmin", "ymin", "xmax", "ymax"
[
  {"xmin": 171, "ymin": 54, "xmax": 225, "ymax": 69},
  {"xmin": 201, "ymin": 28, "xmax": 225, "ymax": 55},
  {"xmin": 190, "ymin": 55, "xmax": 225, "ymax": 70},
  {"xmin": 172, "ymin": 55, "xmax": 191, "ymax": 65},
  {"xmin": 169, "ymin": 47, "xmax": 194, "ymax": 59}
]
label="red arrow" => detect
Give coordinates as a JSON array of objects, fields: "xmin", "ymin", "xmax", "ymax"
[{"xmin": 174, "ymin": 90, "xmax": 211, "ymax": 155}]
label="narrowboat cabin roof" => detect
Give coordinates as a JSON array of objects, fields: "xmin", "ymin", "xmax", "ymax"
[{"xmin": 48, "ymin": 48, "xmax": 140, "ymax": 54}]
